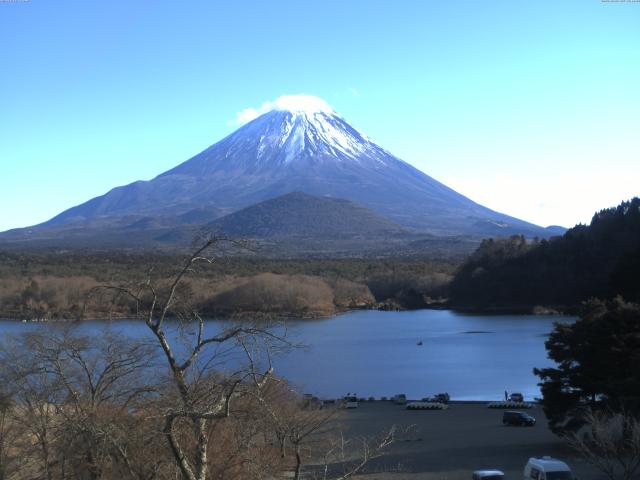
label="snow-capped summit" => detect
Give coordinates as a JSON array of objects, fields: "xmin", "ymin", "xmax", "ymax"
[
  {"xmin": 225, "ymin": 94, "xmax": 381, "ymax": 165},
  {"xmin": 39, "ymin": 96, "xmax": 552, "ymax": 238},
  {"xmin": 250, "ymin": 105, "xmax": 386, "ymax": 166}
]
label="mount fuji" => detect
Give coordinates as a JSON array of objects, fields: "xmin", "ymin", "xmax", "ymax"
[{"xmin": 2, "ymin": 95, "xmax": 561, "ymax": 250}]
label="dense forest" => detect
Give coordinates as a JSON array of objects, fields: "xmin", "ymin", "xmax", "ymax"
[
  {"xmin": 0, "ymin": 252, "xmax": 456, "ymax": 320},
  {"xmin": 448, "ymin": 198, "xmax": 640, "ymax": 311}
]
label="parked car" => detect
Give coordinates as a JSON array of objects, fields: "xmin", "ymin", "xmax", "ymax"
[
  {"xmin": 524, "ymin": 456, "xmax": 574, "ymax": 480},
  {"xmin": 509, "ymin": 392, "xmax": 524, "ymax": 402},
  {"xmin": 393, "ymin": 394, "xmax": 407, "ymax": 405},
  {"xmin": 434, "ymin": 392, "xmax": 450, "ymax": 404},
  {"xmin": 423, "ymin": 392, "xmax": 450, "ymax": 403},
  {"xmin": 343, "ymin": 396, "xmax": 358, "ymax": 409},
  {"xmin": 503, "ymin": 410, "xmax": 536, "ymax": 426},
  {"xmin": 472, "ymin": 470, "xmax": 504, "ymax": 480}
]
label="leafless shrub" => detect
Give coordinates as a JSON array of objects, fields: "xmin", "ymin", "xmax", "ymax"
[
  {"xmin": 0, "ymin": 329, "xmax": 169, "ymax": 480},
  {"xmin": 0, "ymin": 391, "xmax": 30, "ymax": 480},
  {"xmin": 327, "ymin": 278, "xmax": 375, "ymax": 309},
  {"xmin": 206, "ymin": 273, "xmax": 336, "ymax": 316},
  {"xmin": 312, "ymin": 424, "xmax": 408, "ymax": 480},
  {"xmin": 0, "ymin": 275, "xmax": 100, "ymax": 320},
  {"xmin": 567, "ymin": 408, "xmax": 640, "ymax": 480}
]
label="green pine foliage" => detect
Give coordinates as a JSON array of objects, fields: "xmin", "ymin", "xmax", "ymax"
[
  {"xmin": 448, "ymin": 198, "xmax": 640, "ymax": 310},
  {"xmin": 534, "ymin": 298, "xmax": 640, "ymax": 434}
]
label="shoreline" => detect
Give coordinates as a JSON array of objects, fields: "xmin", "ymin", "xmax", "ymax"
[
  {"xmin": 0, "ymin": 309, "xmax": 349, "ymax": 323},
  {"xmin": 0, "ymin": 302, "xmax": 406, "ymax": 323},
  {"xmin": 0, "ymin": 302, "xmax": 577, "ymax": 323},
  {"xmin": 446, "ymin": 304, "xmax": 576, "ymax": 316}
]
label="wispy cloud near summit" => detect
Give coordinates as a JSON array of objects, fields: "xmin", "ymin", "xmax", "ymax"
[{"xmin": 228, "ymin": 94, "xmax": 334, "ymax": 126}]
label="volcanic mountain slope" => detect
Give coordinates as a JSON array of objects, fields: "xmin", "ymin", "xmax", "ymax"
[
  {"xmin": 154, "ymin": 192, "xmax": 447, "ymax": 257},
  {"xmin": 207, "ymin": 192, "xmax": 407, "ymax": 238},
  {"xmin": 31, "ymin": 95, "xmax": 554, "ymax": 237},
  {"xmin": 3, "ymin": 192, "xmax": 471, "ymax": 257}
]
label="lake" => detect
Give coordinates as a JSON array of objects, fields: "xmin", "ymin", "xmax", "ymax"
[{"xmin": 0, "ymin": 309, "xmax": 571, "ymax": 401}]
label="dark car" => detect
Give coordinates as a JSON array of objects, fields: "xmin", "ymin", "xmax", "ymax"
[
  {"xmin": 503, "ymin": 410, "xmax": 536, "ymax": 426},
  {"xmin": 509, "ymin": 392, "xmax": 524, "ymax": 402},
  {"xmin": 422, "ymin": 392, "xmax": 451, "ymax": 404},
  {"xmin": 434, "ymin": 392, "xmax": 450, "ymax": 404}
]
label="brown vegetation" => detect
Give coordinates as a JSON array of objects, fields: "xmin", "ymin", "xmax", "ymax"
[
  {"xmin": 205, "ymin": 273, "xmax": 374, "ymax": 318},
  {"xmin": 0, "ymin": 251, "xmax": 456, "ymax": 320},
  {"xmin": 567, "ymin": 409, "xmax": 640, "ymax": 480},
  {"xmin": 0, "ymin": 330, "xmax": 307, "ymax": 480},
  {"xmin": 0, "ymin": 239, "xmax": 400, "ymax": 480},
  {"xmin": 0, "ymin": 331, "xmax": 396, "ymax": 480},
  {"xmin": 0, "ymin": 275, "xmax": 99, "ymax": 320}
]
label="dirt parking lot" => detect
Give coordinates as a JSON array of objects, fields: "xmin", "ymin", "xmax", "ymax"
[{"xmin": 337, "ymin": 402, "xmax": 599, "ymax": 480}]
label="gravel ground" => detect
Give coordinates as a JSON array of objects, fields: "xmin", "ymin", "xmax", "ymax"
[{"xmin": 333, "ymin": 402, "xmax": 599, "ymax": 480}]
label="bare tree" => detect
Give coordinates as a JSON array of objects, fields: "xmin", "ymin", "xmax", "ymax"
[
  {"xmin": 256, "ymin": 383, "xmax": 337, "ymax": 479},
  {"xmin": 0, "ymin": 346, "xmax": 62, "ymax": 480},
  {"xmin": 87, "ymin": 237, "xmax": 289, "ymax": 480},
  {"xmin": 0, "ymin": 330, "xmax": 163, "ymax": 480},
  {"xmin": 314, "ymin": 425, "xmax": 403, "ymax": 480},
  {"xmin": 567, "ymin": 408, "xmax": 640, "ymax": 480},
  {"xmin": 256, "ymin": 381, "xmax": 407, "ymax": 480},
  {"xmin": 0, "ymin": 390, "xmax": 25, "ymax": 480}
]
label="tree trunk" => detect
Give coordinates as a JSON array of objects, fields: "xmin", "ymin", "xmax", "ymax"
[
  {"xmin": 164, "ymin": 416, "xmax": 197, "ymax": 480},
  {"xmin": 40, "ymin": 434, "xmax": 53, "ymax": 480},
  {"xmin": 194, "ymin": 418, "xmax": 208, "ymax": 480},
  {"xmin": 293, "ymin": 444, "xmax": 302, "ymax": 480}
]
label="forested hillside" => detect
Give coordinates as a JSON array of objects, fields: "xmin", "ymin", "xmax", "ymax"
[{"xmin": 448, "ymin": 198, "xmax": 640, "ymax": 311}]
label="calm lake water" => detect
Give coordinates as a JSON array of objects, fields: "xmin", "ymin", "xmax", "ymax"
[{"xmin": 0, "ymin": 309, "xmax": 572, "ymax": 401}]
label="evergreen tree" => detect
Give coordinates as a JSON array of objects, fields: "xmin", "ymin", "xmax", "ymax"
[
  {"xmin": 449, "ymin": 197, "xmax": 640, "ymax": 309},
  {"xmin": 534, "ymin": 298, "xmax": 640, "ymax": 434}
]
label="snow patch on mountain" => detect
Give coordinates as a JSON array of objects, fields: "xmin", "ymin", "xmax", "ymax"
[
  {"xmin": 248, "ymin": 109, "xmax": 386, "ymax": 165},
  {"xmin": 225, "ymin": 94, "xmax": 395, "ymax": 167}
]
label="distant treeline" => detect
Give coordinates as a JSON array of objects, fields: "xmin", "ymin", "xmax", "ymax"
[
  {"xmin": 448, "ymin": 198, "xmax": 640, "ymax": 311},
  {"xmin": 0, "ymin": 253, "xmax": 457, "ymax": 320}
]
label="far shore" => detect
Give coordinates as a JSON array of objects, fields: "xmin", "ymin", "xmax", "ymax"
[{"xmin": 0, "ymin": 301, "xmax": 577, "ymax": 324}]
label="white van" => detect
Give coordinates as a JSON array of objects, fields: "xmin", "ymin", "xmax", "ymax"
[{"xmin": 524, "ymin": 456, "xmax": 574, "ymax": 480}]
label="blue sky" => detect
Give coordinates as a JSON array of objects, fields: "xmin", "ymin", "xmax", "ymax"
[{"xmin": 1, "ymin": 0, "xmax": 638, "ymax": 231}]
